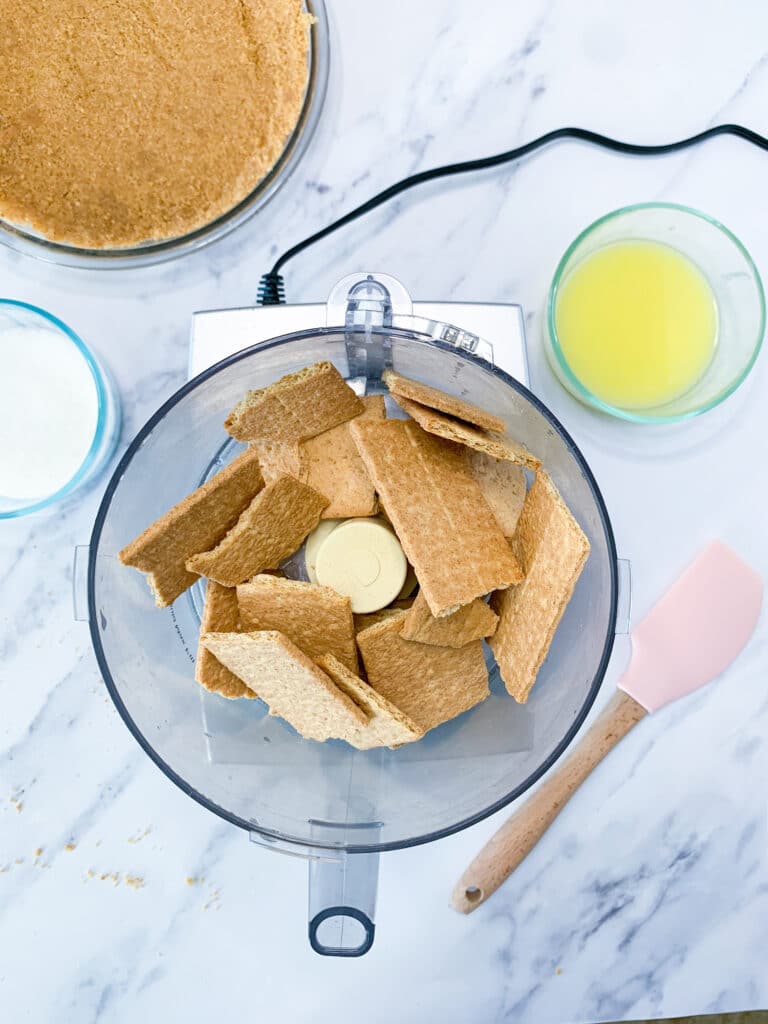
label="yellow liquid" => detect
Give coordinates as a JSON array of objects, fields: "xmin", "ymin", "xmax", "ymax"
[{"xmin": 554, "ymin": 240, "xmax": 718, "ymax": 409}]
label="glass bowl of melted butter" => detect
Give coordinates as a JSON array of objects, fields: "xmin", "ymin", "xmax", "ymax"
[{"xmin": 545, "ymin": 202, "xmax": 765, "ymax": 423}]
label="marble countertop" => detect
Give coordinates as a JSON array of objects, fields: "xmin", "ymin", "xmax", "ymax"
[{"xmin": 1, "ymin": 1, "xmax": 767, "ymax": 1021}]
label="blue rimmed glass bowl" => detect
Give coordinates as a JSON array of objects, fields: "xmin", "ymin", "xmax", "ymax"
[{"xmin": 0, "ymin": 300, "xmax": 120, "ymax": 518}]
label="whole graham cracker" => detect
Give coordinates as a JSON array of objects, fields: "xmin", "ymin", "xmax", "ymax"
[
  {"xmin": 316, "ymin": 654, "xmax": 423, "ymax": 750},
  {"xmin": 186, "ymin": 475, "xmax": 327, "ymax": 587},
  {"xmin": 396, "ymin": 396, "xmax": 541, "ymax": 471},
  {"xmin": 225, "ymin": 362, "xmax": 363, "ymax": 443},
  {"xmin": 400, "ymin": 590, "xmax": 498, "ymax": 648},
  {"xmin": 490, "ymin": 470, "xmax": 590, "ymax": 703},
  {"xmin": 201, "ymin": 631, "xmax": 368, "ymax": 742},
  {"xmin": 194, "ymin": 582, "xmax": 253, "ymax": 700},
  {"xmin": 350, "ymin": 418, "xmax": 523, "ymax": 617},
  {"xmin": 237, "ymin": 575, "xmax": 358, "ymax": 673},
  {"xmin": 383, "ymin": 369, "xmax": 506, "ymax": 433},
  {"xmin": 119, "ymin": 448, "xmax": 264, "ymax": 607},
  {"xmin": 466, "ymin": 450, "xmax": 527, "ymax": 537},
  {"xmin": 254, "ymin": 395, "xmax": 384, "ymax": 518},
  {"xmin": 357, "ymin": 612, "xmax": 490, "ymax": 732},
  {"xmin": 0, "ymin": 0, "xmax": 310, "ymax": 248}
]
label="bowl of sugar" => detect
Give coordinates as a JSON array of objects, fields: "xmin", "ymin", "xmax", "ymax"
[{"xmin": 0, "ymin": 301, "xmax": 120, "ymax": 517}]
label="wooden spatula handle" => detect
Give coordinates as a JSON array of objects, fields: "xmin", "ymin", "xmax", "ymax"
[{"xmin": 452, "ymin": 689, "xmax": 647, "ymax": 913}]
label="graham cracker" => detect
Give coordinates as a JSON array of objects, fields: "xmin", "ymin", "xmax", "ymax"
[
  {"xmin": 254, "ymin": 441, "xmax": 303, "ymax": 485},
  {"xmin": 316, "ymin": 654, "xmax": 423, "ymax": 750},
  {"xmin": 237, "ymin": 575, "xmax": 358, "ymax": 674},
  {"xmin": 466, "ymin": 450, "xmax": 527, "ymax": 537},
  {"xmin": 119, "ymin": 448, "xmax": 264, "ymax": 607},
  {"xmin": 356, "ymin": 612, "xmax": 490, "ymax": 732},
  {"xmin": 194, "ymin": 582, "xmax": 254, "ymax": 700},
  {"xmin": 225, "ymin": 362, "xmax": 364, "ymax": 443},
  {"xmin": 254, "ymin": 395, "xmax": 384, "ymax": 518},
  {"xmin": 186, "ymin": 475, "xmax": 328, "ymax": 586},
  {"xmin": 382, "ymin": 369, "xmax": 506, "ymax": 433},
  {"xmin": 396, "ymin": 396, "xmax": 541, "ymax": 471},
  {"xmin": 400, "ymin": 590, "xmax": 498, "ymax": 648},
  {"xmin": 490, "ymin": 470, "xmax": 591, "ymax": 703},
  {"xmin": 201, "ymin": 631, "xmax": 368, "ymax": 742},
  {"xmin": 353, "ymin": 600, "xmax": 414, "ymax": 634},
  {"xmin": 350, "ymin": 418, "xmax": 524, "ymax": 617},
  {"xmin": 303, "ymin": 395, "xmax": 384, "ymax": 517}
]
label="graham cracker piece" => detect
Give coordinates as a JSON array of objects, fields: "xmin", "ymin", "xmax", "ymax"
[
  {"xmin": 350, "ymin": 418, "xmax": 523, "ymax": 617},
  {"xmin": 353, "ymin": 600, "xmax": 414, "ymax": 634},
  {"xmin": 490, "ymin": 470, "xmax": 591, "ymax": 703},
  {"xmin": 119, "ymin": 448, "xmax": 264, "ymax": 607},
  {"xmin": 400, "ymin": 590, "xmax": 498, "ymax": 648},
  {"xmin": 356, "ymin": 612, "xmax": 490, "ymax": 732},
  {"xmin": 316, "ymin": 654, "xmax": 423, "ymax": 750},
  {"xmin": 383, "ymin": 369, "xmax": 506, "ymax": 433},
  {"xmin": 186, "ymin": 475, "xmax": 328, "ymax": 586},
  {"xmin": 194, "ymin": 582, "xmax": 254, "ymax": 700},
  {"xmin": 237, "ymin": 575, "xmax": 358, "ymax": 674},
  {"xmin": 201, "ymin": 631, "xmax": 368, "ymax": 742},
  {"xmin": 225, "ymin": 362, "xmax": 364, "ymax": 443},
  {"xmin": 396, "ymin": 396, "xmax": 541, "ymax": 471},
  {"xmin": 303, "ymin": 395, "xmax": 384, "ymax": 518},
  {"xmin": 466, "ymin": 450, "xmax": 527, "ymax": 537},
  {"xmin": 254, "ymin": 395, "xmax": 384, "ymax": 518},
  {"xmin": 255, "ymin": 441, "xmax": 304, "ymax": 485}
]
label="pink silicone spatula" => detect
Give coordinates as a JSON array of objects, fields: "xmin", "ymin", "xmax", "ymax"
[{"xmin": 452, "ymin": 541, "xmax": 762, "ymax": 914}]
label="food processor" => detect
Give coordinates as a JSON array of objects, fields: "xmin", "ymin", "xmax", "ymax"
[{"xmin": 82, "ymin": 272, "xmax": 620, "ymax": 956}]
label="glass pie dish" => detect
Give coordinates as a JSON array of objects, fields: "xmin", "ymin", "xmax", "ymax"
[{"xmin": 0, "ymin": 0, "xmax": 329, "ymax": 269}]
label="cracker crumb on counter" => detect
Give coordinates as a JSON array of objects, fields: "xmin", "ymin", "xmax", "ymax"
[
  {"xmin": 127, "ymin": 827, "xmax": 152, "ymax": 844},
  {"xmin": 203, "ymin": 888, "xmax": 222, "ymax": 911}
]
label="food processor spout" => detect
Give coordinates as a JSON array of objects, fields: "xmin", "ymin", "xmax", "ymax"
[{"xmin": 308, "ymin": 847, "xmax": 379, "ymax": 957}]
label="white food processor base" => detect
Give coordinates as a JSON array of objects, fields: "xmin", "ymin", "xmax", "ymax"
[{"xmin": 189, "ymin": 295, "xmax": 529, "ymax": 385}]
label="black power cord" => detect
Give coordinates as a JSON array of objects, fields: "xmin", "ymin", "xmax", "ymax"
[{"xmin": 257, "ymin": 122, "xmax": 768, "ymax": 305}]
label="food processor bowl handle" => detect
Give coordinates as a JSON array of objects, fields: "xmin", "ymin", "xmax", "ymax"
[{"xmin": 307, "ymin": 849, "xmax": 379, "ymax": 957}]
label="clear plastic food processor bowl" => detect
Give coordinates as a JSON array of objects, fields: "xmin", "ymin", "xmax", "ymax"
[{"xmin": 85, "ymin": 274, "xmax": 619, "ymax": 956}]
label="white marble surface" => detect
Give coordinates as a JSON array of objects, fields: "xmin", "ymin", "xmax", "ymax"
[{"xmin": 1, "ymin": 1, "xmax": 767, "ymax": 1021}]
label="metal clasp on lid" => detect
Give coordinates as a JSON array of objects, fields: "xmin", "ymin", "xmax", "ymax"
[{"xmin": 406, "ymin": 316, "xmax": 492, "ymax": 362}]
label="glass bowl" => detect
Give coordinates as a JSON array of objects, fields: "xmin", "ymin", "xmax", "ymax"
[
  {"xmin": 0, "ymin": 1, "xmax": 329, "ymax": 270},
  {"xmin": 0, "ymin": 300, "xmax": 120, "ymax": 518},
  {"xmin": 545, "ymin": 203, "xmax": 765, "ymax": 423}
]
